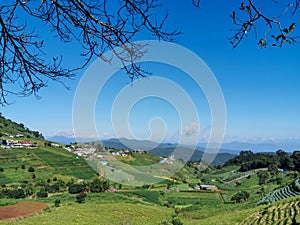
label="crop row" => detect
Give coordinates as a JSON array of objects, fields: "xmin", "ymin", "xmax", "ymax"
[
  {"xmin": 257, "ymin": 179, "xmax": 300, "ymax": 205},
  {"xmin": 240, "ymin": 199, "xmax": 300, "ymax": 225}
]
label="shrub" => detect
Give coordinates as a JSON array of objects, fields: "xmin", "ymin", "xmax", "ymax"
[
  {"xmin": 54, "ymin": 199, "xmax": 61, "ymax": 207},
  {"xmin": 28, "ymin": 166, "xmax": 35, "ymax": 172},
  {"xmin": 68, "ymin": 184, "xmax": 84, "ymax": 194},
  {"xmin": 89, "ymin": 178, "xmax": 110, "ymax": 193},
  {"xmin": 159, "ymin": 219, "xmax": 171, "ymax": 225},
  {"xmin": 45, "ymin": 184, "xmax": 60, "ymax": 193},
  {"xmin": 171, "ymin": 214, "xmax": 183, "ymax": 225},
  {"xmin": 36, "ymin": 190, "xmax": 48, "ymax": 198},
  {"xmin": 76, "ymin": 192, "xmax": 87, "ymax": 204},
  {"xmin": 231, "ymin": 191, "xmax": 250, "ymax": 203},
  {"xmin": 6, "ymin": 189, "xmax": 26, "ymax": 199},
  {"xmin": 0, "ymin": 167, "xmax": 3, "ymax": 172}
]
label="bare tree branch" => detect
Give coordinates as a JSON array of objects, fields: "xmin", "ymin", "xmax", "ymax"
[
  {"xmin": 229, "ymin": 0, "xmax": 299, "ymax": 48},
  {"xmin": 0, "ymin": 0, "xmax": 181, "ymax": 105}
]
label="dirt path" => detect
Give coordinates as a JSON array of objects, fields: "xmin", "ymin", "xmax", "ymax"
[{"xmin": 0, "ymin": 201, "xmax": 48, "ymax": 220}]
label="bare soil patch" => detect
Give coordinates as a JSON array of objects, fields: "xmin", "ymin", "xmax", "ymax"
[{"xmin": 0, "ymin": 201, "xmax": 48, "ymax": 220}]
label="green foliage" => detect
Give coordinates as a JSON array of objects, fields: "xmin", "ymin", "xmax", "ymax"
[
  {"xmin": 257, "ymin": 178, "xmax": 300, "ymax": 205},
  {"xmin": 45, "ymin": 184, "xmax": 60, "ymax": 193},
  {"xmin": 54, "ymin": 199, "xmax": 61, "ymax": 207},
  {"xmin": 36, "ymin": 190, "xmax": 48, "ymax": 198},
  {"xmin": 89, "ymin": 178, "xmax": 110, "ymax": 193},
  {"xmin": 0, "ymin": 114, "xmax": 44, "ymax": 139},
  {"xmin": 231, "ymin": 191, "xmax": 250, "ymax": 203},
  {"xmin": 243, "ymin": 197, "xmax": 300, "ymax": 225},
  {"xmin": 76, "ymin": 192, "xmax": 87, "ymax": 204},
  {"xmin": 257, "ymin": 170, "xmax": 269, "ymax": 185},
  {"xmin": 291, "ymin": 151, "xmax": 300, "ymax": 172},
  {"xmin": 225, "ymin": 150, "xmax": 300, "ymax": 173},
  {"xmin": 28, "ymin": 166, "xmax": 35, "ymax": 172},
  {"xmin": 68, "ymin": 184, "xmax": 85, "ymax": 194},
  {"xmin": 1, "ymin": 189, "xmax": 26, "ymax": 199}
]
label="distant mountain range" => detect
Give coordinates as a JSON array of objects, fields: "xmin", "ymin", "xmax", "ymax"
[
  {"xmin": 46, "ymin": 136, "xmax": 300, "ymax": 166},
  {"xmin": 47, "ymin": 135, "xmax": 300, "ymax": 153}
]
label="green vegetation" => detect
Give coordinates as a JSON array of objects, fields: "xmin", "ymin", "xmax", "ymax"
[
  {"xmin": 0, "ymin": 203, "xmax": 173, "ymax": 225},
  {"xmin": 241, "ymin": 197, "xmax": 300, "ymax": 225},
  {"xmin": 257, "ymin": 178, "xmax": 300, "ymax": 204},
  {"xmin": 115, "ymin": 152, "xmax": 160, "ymax": 166},
  {"xmin": 0, "ymin": 146, "xmax": 97, "ymax": 186},
  {"xmin": 225, "ymin": 150, "xmax": 300, "ymax": 172},
  {"xmin": 1, "ymin": 116, "xmax": 300, "ymax": 224},
  {"xmin": 0, "ymin": 114, "xmax": 43, "ymax": 139}
]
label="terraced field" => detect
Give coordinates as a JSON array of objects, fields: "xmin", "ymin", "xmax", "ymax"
[
  {"xmin": 0, "ymin": 146, "xmax": 97, "ymax": 185},
  {"xmin": 257, "ymin": 179, "xmax": 300, "ymax": 205},
  {"xmin": 240, "ymin": 198, "xmax": 300, "ymax": 225}
]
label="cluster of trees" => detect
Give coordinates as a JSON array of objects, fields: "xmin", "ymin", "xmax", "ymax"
[
  {"xmin": 0, "ymin": 177, "xmax": 110, "ymax": 201},
  {"xmin": 0, "ymin": 181, "xmax": 62, "ymax": 199},
  {"xmin": 0, "ymin": 189, "xmax": 26, "ymax": 199},
  {"xmin": 68, "ymin": 178, "xmax": 110, "ymax": 204},
  {"xmin": 68, "ymin": 178, "xmax": 110, "ymax": 194},
  {"xmin": 225, "ymin": 150, "xmax": 300, "ymax": 172},
  {"xmin": 231, "ymin": 191, "xmax": 250, "ymax": 203}
]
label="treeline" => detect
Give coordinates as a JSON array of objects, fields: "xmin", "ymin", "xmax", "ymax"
[
  {"xmin": 225, "ymin": 150, "xmax": 300, "ymax": 172},
  {"xmin": 0, "ymin": 177, "xmax": 110, "ymax": 201}
]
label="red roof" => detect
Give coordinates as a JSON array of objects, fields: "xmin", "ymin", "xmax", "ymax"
[{"xmin": 19, "ymin": 141, "xmax": 33, "ymax": 145}]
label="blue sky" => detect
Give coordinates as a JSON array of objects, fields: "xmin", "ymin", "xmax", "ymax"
[{"xmin": 1, "ymin": 1, "xmax": 300, "ymax": 143}]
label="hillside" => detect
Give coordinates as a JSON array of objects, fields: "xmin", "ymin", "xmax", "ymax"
[
  {"xmin": 240, "ymin": 196, "xmax": 300, "ymax": 225},
  {"xmin": 0, "ymin": 114, "xmax": 43, "ymax": 139},
  {"xmin": 0, "ymin": 146, "xmax": 98, "ymax": 186},
  {"xmin": 2, "ymin": 116, "xmax": 300, "ymax": 225},
  {"xmin": 0, "ymin": 115, "xmax": 98, "ymax": 185}
]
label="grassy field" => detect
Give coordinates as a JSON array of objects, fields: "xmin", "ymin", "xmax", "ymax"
[
  {"xmin": 1, "ymin": 136, "xmax": 300, "ymax": 225},
  {"xmin": 0, "ymin": 166, "xmax": 299, "ymax": 224},
  {"xmin": 115, "ymin": 153, "xmax": 160, "ymax": 166},
  {"xmin": 0, "ymin": 202, "xmax": 173, "ymax": 225}
]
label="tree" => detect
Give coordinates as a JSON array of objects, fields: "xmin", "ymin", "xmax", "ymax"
[
  {"xmin": 0, "ymin": 0, "xmax": 181, "ymax": 104},
  {"xmin": 0, "ymin": 1, "xmax": 298, "ymax": 104},
  {"xmin": 276, "ymin": 150, "xmax": 295, "ymax": 170},
  {"xmin": 268, "ymin": 164, "xmax": 279, "ymax": 177},
  {"xmin": 231, "ymin": 191, "xmax": 250, "ymax": 203},
  {"xmin": 28, "ymin": 166, "xmax": 35, "ymax": 172},
  {"xmin": 89, "ymin": 178, "xmax": 110, "ymax": 193},
  {"xmin": 68, "ymin": 183, "xmax": 84, "ymax": 194},
  {"xmin": 257, "ymin": 170, "xmax": 269, "ymax": 185},
  {"xmin": 76, "ymin": 192, "xmax": 87, "ymax": 204},
  {"xmin": 36, "ymin": 190, "xmax": 48, "ymax": 198},
  {"xmin": 291, "ymin": 151, "xmax": 300, "ymax": 171},
  {"xmin": 54, "ymin": 199, "xmax": 61, "ymax": 207}
]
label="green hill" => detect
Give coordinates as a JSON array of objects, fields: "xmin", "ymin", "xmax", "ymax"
[
  {"xmin": 0, "ymin": 114, "xmax": 43, "ymax": 139},
  {"xmin": 1, "ymin": 115, "xmax": 300, "ymax": 225},
  {"xmin": 0, "ymin": 114, "xmax": 97, "ymax": 186},
  {"xmin": 0, "ymin": 146, "xmax": 98, "ymax": 186}
]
